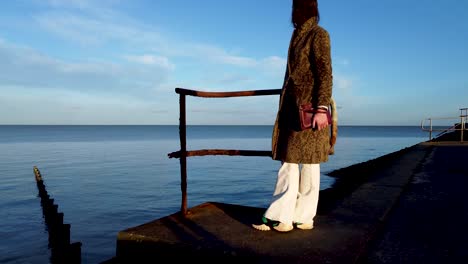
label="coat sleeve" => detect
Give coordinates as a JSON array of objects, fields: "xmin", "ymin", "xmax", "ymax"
[{"xmin": 311, "ymin": 28, "xmax": 333, "ymax": 107}]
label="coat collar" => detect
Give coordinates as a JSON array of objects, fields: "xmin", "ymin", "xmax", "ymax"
[{"xmin": 295, "ymin": 17, "xmax": 318, "ymax": 35}]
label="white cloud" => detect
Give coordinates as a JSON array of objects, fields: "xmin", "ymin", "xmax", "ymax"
[
  {"xmin": 34, "ymin": 8, "xmax": 281, "ymax": 79},
  {"xmin": 0, "ymin": 40, "xmax": 170, "ymax": 93},
  {"xmin": 35, "ymin": 12, "xmax": 157, "ymax": 47},
  {"xmin": 259, "ymin": 56, "xmax": 286, "ymax": 76},
  {"xmin": 0, "ymin": 1, "xmax": 294, "ymax": 124},
  {"xmin": 47, "ymin": 0, "xmax": 93, "ymax": 9},
  {"xmin": 37, "ymin": 1, "xmax": 271, "ymax": 70},
  {"xmin": 334, "ymin": 75, "xmax": 353, "ymax": 91},
  {"xmin": 335, "ymin": 58, "xmax": 350, "ymax": 66},
  {"xmin": 32, "ymin": 0, "xmax": 164, "ymax": 47},
  {"xmin": 181, "ymin": 44, "xmax": 257, "ymax": 67},
  {"xmin": 0, "ymin": 85, "xmax": 177, "ymax": 125},
  {"xmin": 175, "ymin": 45, "xmax": 286, "ymax": 74},
  {"xmin": 45, "ymin": 0, "xmax": 122, "ymax": 15},
  {"xmin": 212, "ymin": 74, "xmax": 253, "ymax": 85},
  {"xmin": 124, "ymin": 54, "xmax": 175, "ymax": 70}
]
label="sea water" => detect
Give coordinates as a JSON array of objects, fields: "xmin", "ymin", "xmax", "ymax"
[{"xmin": 0, "ymin": 125, "xmax": 428, "ymax": 263}]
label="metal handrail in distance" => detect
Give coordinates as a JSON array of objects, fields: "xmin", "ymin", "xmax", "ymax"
[{"xmin": 420, "ymin": 108, "xmax": 467, "ymax": 141}]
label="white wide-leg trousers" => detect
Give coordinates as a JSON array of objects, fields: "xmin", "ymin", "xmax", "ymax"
[{"xmin": 264, "ymin": 162, "xmax": 320, "ymax": 226}]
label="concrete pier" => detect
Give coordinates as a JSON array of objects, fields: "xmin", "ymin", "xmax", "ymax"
[{"xmin": 105, "ymin": 141, "xmax": 468, "ymax": 263}]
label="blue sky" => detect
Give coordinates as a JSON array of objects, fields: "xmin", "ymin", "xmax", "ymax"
[{"xmin": 1, "ymin": 0, "xmax": 467, "ymax": 126}]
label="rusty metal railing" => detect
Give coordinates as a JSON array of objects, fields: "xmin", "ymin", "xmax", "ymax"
[
  {"xmin": 167, "ymin": 88, "xmax": 281, "ymax": 215},
  {"xmin": 421, "ymin": 108, "xmax": 467, "ymax": 141}
]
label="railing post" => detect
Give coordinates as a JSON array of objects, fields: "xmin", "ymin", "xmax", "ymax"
[
  {"xmin": 461, "ymin": 109, "xmax": 465, "ymax": 142},
  {"xmin": 429, "ymin": 118, "xmax": 432, "ymax": 140},
  {"xmin": 179, "ymin": 94, "xmax": 188, "ymax": 216}
]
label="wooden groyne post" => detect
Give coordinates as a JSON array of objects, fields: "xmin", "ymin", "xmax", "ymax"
[{"xmin": 34, "ymin": 166, "xmax": 82, "ymax": 264}]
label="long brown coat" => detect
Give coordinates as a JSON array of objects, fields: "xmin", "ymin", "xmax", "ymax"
[{"xmin": 272, "ymin": 17, "xmax": 333, "ymax": 164}]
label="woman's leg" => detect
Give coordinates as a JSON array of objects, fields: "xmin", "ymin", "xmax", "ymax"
[
  {"xmin": 263, "ymin": 162, "xmax": 300, "ymax": 226},
  {"xmin": 293, "ymin": 163, "xmax": 320, "ymax": 228}
]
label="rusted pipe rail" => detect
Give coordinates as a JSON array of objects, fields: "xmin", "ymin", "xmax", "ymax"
[
  {"xmin": 175, "ymin": 87, "xmax": 281, "ymax": 97},
  {"xmin": 168, "ymin": 149, "xmax": 272, "ymax": 159},
  {"xmin": 169, "ymin": 88, "xmax": 280, "ymax": 216}
]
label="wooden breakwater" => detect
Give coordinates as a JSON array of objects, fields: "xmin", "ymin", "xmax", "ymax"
[{"xmin": 34, "ymin": 166, "xmax": 82, "ymax": 264}]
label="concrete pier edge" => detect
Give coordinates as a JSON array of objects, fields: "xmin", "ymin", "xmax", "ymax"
[{"xmin": 104, "ymin": 140, "xmax": 467, "ymax": 263}]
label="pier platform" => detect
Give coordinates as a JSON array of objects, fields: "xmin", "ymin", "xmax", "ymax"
[{"xmin": 106, "ymin": 141, "xmax": 468, "ymax": 263}]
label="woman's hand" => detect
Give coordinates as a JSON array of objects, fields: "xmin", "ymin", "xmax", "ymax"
[{"xmin": 312, "ymin": 112, "xmax": 329, "ymax": 131}]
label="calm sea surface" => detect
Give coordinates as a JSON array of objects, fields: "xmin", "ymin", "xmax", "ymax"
[{"xmin": 0, "ymin": 125, "xmax": 429, "ymax": 263}]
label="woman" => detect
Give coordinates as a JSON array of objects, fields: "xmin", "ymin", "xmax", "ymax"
[{"xmin": 252, "ymin": 0, "xmax": 334, "ymax": 232}]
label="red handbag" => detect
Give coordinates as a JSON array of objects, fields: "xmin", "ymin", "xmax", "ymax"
[{"xmin": 299, "ymin": 103, "xmax": 332, "ymax": 130}]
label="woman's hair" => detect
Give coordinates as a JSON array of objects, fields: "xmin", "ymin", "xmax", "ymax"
[{"xmin": 292, "ymin": 0, "xmax": 320, "ymax": 28}]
